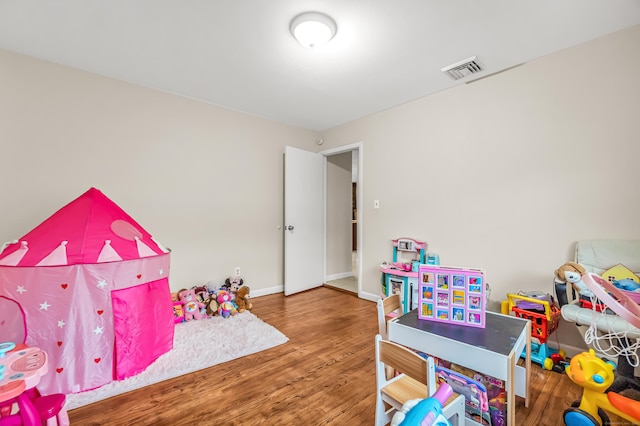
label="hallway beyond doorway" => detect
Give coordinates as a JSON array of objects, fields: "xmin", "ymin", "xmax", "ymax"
[{"xmin": 325, "ymin": 251, "xmax": 358, "ymax": 293}]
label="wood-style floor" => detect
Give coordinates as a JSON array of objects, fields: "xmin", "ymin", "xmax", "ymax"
[{"xmin": 68, "ymin": 287, "xmax": 623, "ymax": 425}]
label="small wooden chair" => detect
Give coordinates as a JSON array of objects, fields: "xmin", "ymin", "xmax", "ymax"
[
  {"xmin": 374, "ymin": 334, "xmax": 465, "ymax": 426},
  {"xmin": 376, "ymin": 294, "xmax": 401, "ymax": 340}
]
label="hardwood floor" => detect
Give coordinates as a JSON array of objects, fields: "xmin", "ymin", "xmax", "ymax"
[{"xmin": 68, "ymin": 287, "xmax": 624, "ymax": 425}]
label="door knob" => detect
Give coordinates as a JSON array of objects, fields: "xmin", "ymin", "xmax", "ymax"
[{"xmin": 286, "ymin": 225, "xmax": 295, "ymax": 231}]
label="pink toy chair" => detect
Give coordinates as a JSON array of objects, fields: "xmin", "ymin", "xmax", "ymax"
[
  {"xmin": 0, "ymin": 385, "xmax": 69, "ymax": 426},
  {"xmin": 0, "ymin": 297, "xmax": 69, "ymax": 426},
  {"xmin": 0, "ymin": 413, "xmax": 22, "ymax": 426},
  {"xmin": 32, "ymin": 394, "xmax": 69, "ymax": 426}
]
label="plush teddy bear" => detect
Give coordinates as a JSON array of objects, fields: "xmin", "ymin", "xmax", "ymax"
[
  {"xmin": 178, "ymin": 288, "xmax": 206, "ymax": 321},
  {"xmin": 235, "ymin": 286, "xmax": 252, "ymax": 313},
  {"xmin": 554, "ymin": 261, "xmax": 592, "ymax": 306}
]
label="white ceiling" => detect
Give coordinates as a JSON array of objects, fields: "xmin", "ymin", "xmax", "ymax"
[{"xmin": 1, "ymin": 1, "xmax": 639, "ymax": 131}]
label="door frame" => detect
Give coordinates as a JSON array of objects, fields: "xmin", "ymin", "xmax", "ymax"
[{"xmin": 320, "ymin": 142, "xmax": 363, "ymax": 297}]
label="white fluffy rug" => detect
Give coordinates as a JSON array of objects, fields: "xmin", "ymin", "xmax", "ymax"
[{"xmin": 65, "ymin": 312, "xmax": 288, "ymax": 410}]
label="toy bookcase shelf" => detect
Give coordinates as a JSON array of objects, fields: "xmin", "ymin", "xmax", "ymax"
[{"xmin": 380, "ymin": 238, "xmax": 426, "ymax": 313}]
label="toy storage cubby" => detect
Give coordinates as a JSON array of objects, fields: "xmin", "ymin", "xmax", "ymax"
[{"xmin": 380, "ymin": 238, "xmax": 426, "ymax": 313}]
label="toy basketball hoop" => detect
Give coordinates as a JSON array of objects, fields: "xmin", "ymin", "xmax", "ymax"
[
  {"xmin": 582, "ymin": 273, "xmax": 640, "ymax": 330},
  {"xmin": 577, "ymin": 272, "xmax": 640, "ymax": 366}
]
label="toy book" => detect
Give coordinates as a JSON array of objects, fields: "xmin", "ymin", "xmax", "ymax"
[
  {"xmin": 418, "ymin": 265, "xmax": 486, "ymax": 328},
  {"xmin": 414, "ymin": 348, "xmax": 506, "ymax": 426},
  {"xmin": 172, "ymin": 301, "xmax": 185, "ymax": 323},
  {"xmin": 440, "ymin": 361, "xmax": 507, "ymax": 426},
  {"xmin": 436, "ymin": 365, "xmax": 491, "ymax": 426}
]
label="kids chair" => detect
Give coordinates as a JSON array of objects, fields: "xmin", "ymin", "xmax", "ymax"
[
  {"xmin": 32, "ymin": 394, "xmax": 69, "ymax": 426},
  {"xmin": 374, "ymin": 334, "xmax": 465, "ymax": 426},
  {"xmin": 377, "ymin": 295, "xmax": 402, "ymax": 380},
  {"xmin": 377, "ymin": 295, "xmax": 401, "ymax": 340},
  {"xmin": 0, "ymin": 379, "xmax": 69, "ymax": 426}
]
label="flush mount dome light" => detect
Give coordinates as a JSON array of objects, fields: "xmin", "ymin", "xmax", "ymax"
[{"xmin": 290, "ymin": 12, "xmax": 337, "ymax": 49}]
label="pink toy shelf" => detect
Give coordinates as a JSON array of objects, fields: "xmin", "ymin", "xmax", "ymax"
[{"xmin": 418, "ymin": 265, "xmax": 486, "ymax": 328}]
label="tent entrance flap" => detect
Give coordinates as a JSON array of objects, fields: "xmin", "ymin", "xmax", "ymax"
[{"xmin": 112, "ymin": 278, "xmax": 174, "ymax": 380}]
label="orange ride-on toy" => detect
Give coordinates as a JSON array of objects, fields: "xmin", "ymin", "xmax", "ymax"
[
  {"xmin": 505, "ymin": 293, "xmax": 564, "ymax": 369},
  {"xmin": 564, "ymin": 349, "xmax": 640, "ymax": 425}
]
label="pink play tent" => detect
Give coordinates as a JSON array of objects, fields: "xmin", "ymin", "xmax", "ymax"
[{"xmin": 0, "ymin": 188, "xmax": 174, "ymax": 395}]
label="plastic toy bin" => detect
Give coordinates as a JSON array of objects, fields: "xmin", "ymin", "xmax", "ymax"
[{"xmin": 507, "ymin": 294, "xmax": 560, "ymax": 344}]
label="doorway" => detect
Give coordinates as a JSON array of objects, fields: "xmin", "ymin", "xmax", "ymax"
[{"xmin": 323, "ymin": 144, "xmax": 361, "ymax": 295}]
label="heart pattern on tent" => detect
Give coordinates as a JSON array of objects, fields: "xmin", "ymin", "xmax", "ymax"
[{"xmin": 0, "ymin": 188, "xmax": 173, "ymax": 396}]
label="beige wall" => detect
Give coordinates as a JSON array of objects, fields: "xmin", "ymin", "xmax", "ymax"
[
  {"xmin": 2, "ymin": 25, "xmax": 640, "ymax": 349},
  {"xmin": 326, "ymin": 152, "xmax": 353, "ymax": 278},
  {"xmin": 320, "ymin": 25, "xmax": 640, "ymax": 348},
  {"xmin": 0, "ymin": 49, "xmax": 319, "ymax": 295}
]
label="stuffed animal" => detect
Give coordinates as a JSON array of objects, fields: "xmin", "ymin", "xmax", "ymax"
[
  {"xmin": 225, "ymin": 276, "xmax": 244, "ymax": 298},
  {"xmin": 554, "ymin": 261, "xmax": 593, "ymax": 306},
  {"xmin": 192, "ymin": 285, "xmax": 209, "ymax": 304},
  {"xmin": 205, "ymin": 296, "xmax": 219, "ymax": 317},
  {"xmin": 178, "ymin": 288, "xmax": 206, "ymax": 321},
  {"xmin": 235, "ymin": 286, "xmax": 252, "ymax": 313},
  {"xmin": 218, "ymin": 301, "xmax": 237, "ymax": 318},
  {"xmin": 216, "ymin": 289, "xmax": 233, "ymax": 305}
]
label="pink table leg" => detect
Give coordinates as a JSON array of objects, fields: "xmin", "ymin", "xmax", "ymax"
[{"xmin": 15, "ymin": 393, "xmax": 40, "ymax": 426}]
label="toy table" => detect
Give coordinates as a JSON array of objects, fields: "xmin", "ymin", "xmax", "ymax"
[
  {"xmin": 0, "ymin": 343, "xmax": 49, "ymax": 426},
  {"xmin": 388, "ymin": 310, "xmax": 531, "ymax": 426}
]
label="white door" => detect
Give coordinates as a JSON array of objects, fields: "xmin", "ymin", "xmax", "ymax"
[{"xmin": 284, "ymin": 146, "xmax": 325, "ymax": 295}]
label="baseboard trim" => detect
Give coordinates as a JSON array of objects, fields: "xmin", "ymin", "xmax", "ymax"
[
  {"xmin": 326, "ymin": 272, "xmax": 354, "ymax": 281},
  {"xmin": 546, "ymin": 341, "xmax": 588, "ymax": 359},
  {"xmin": 251, "ymin": 285, "xmax": 380, "ymax": 305},
  {"xmin": 252, "ymin": 286, "xmax": 284, "ymax": 298},
  {"xmin": 359, "ymin": 290, "xmax": 381, "ymax": 303}
]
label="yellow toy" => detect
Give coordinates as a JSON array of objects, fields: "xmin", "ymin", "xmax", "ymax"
[
  {"xmin": 601, "ymin": 263, "xmax": 640, "ymax": 284},
  {"xmin": 564, "ymin": 349, "xmax": 640, "ymax": 425}
]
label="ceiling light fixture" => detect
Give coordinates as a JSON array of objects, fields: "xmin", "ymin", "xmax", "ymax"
[{"xmin": 290, "ymin": 12, "xmax": 337, "ymax": 49}]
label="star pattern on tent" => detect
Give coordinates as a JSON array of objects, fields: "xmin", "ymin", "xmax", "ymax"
[
  {"xmin": 97, "ymin": 280, "xmax": 107, "ymax": 289},
  {"xmin": 159, "ymin": 269, "xmax": 164, "ymax": 275},
  {"xmin": 39, "ymin": 301, "xmax": 51, "ymax": 310},
  {"xmin": 16, "ymin": 285, "xmax": 26, "ymax": 294},
  {"xmin": 93, "ymin": 326, "xmax": 104, "ymax": 335},
  {"xmin": 58, "ymin": 320, "xmax": 66, "ymax": 328}
]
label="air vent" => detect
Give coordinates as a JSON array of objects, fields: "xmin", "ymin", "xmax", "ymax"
[{"xmin": 441, "ymin": 56, "xmax": 483, "ymax": 80}]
